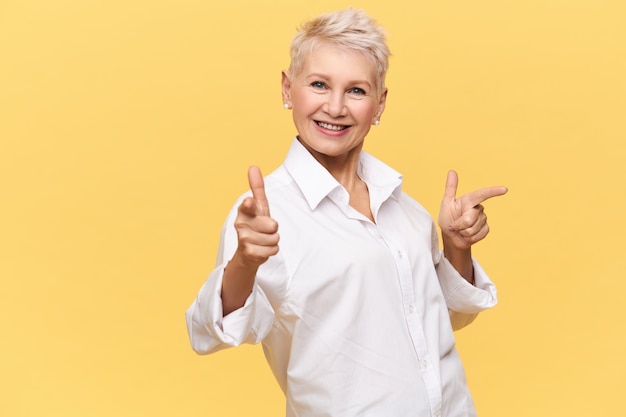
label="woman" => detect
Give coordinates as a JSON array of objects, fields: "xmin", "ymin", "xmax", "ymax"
[{"xmin": 186, "ymin": 8, "xmax": 507, "ymax": 417}]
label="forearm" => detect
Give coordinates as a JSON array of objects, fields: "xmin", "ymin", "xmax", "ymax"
[
  {"xmin": 442, "ymin": 236, "xmax": 474, "ymax": 284},
  {"xmin": 221, "ymin": 251, "xmax": 258, "ymax": 316}
]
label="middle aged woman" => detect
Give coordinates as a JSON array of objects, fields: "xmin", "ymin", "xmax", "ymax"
[{"xmin": 187, "ymin": 8, "xmax": 508, "ymax": 417}]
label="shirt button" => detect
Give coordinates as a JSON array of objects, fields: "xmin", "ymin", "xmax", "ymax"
[
  {"xmin": 397, "ymin": 250, "xmax": 403, "ymax": 259},
  {"xmin": 407, "ymin": 304, "xmax": 415, "ymax": 313}
]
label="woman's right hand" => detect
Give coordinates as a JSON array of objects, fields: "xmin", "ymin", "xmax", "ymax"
[
  {"xmin": 221, "ymin": 166, "xmax": 279, "ymax": 315},
  {"xmin": 233, "ymin": 166, "xmax": 280, "ymax": 268}
]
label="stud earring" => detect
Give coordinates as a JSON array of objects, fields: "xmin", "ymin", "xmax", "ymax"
[
  {"xmin": 284, "ymin": 103, "xmax": 290, "ymax": 109},
  {"xmin": 374, "ymin": 120, "xmax": 380, "ymax": 126}
]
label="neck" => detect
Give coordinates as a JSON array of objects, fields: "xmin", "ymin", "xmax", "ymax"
[{"xmin": 297, "ymin": 137, "xmax": 363, "ymax": 191}]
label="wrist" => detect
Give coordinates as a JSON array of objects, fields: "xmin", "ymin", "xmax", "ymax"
[{"xmin": 442, "ymin": 238, "xmax": 474, "ymax": 284}]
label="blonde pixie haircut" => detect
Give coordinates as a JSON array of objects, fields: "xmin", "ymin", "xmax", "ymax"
[{"xmin": 288, "ymin": 8, "xmax": 391, "ymax": 96}]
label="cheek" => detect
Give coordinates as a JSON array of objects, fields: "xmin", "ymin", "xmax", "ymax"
[
  {"xmin": 354, "ymin": 101, "xmax": 378, "ymax": 120},
  {"xmin": 298, "ymin": 96, "xmax": 317, "ymax": 111}
]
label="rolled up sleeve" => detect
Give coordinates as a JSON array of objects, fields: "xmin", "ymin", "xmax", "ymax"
[
  {"xmin": 435, "ymin": 253, "xmax": 498, "ymax": 330},
  {"xmin": 185, "ymin": 198, "xmax": 275, "ymax": 355},
  {"xmin": 185, "ymin": 261, "xmax": 275, "ymax": 354}
]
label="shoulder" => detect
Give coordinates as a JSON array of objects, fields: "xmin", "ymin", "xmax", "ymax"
[
  {"xmin": 263, "ymin": 165, "xmax": 310, "ymax": 216},
  {"xmin": 264, "ymin": 165, "xmax": 293, "ymax": 193},
  {"xmin": 226, "ymin": 165, "xmax": 303, "ymax": 216},
  {"xmin": 397, "ymin": 191, "xmax": 433, "ymax": 220}
]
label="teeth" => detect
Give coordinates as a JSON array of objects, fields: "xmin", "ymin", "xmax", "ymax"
[{"xmin": 317, "ymin": 121, "xmax": 346, "ymax": 131}]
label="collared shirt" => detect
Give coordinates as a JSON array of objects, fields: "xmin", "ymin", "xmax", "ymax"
[{"xmin": 186, "ymin": 138, "xmax": 498, "ymax": 417}]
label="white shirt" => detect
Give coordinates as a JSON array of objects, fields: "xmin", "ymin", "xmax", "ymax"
[{"xmin": 186, "ymin": 138, "xmax": 498, "ymax": 417}]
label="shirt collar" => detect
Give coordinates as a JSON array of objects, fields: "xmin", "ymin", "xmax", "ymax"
[{"xmin": 283, "ymin": 137, "xmax": 403, "ymax": 211}]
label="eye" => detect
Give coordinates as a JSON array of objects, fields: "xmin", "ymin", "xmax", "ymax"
[
  {"xmin": 349, "ymin": 87, "xmax": 367, "ymax": 95},
  {"xmin": 310, "ymin": 81, "xmax": 326, "ymax": 89}
]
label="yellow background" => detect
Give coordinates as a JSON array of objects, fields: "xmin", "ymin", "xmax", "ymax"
[{"xmin": 1, "ymin": 0, "xmax": 624, "ymax": 416}]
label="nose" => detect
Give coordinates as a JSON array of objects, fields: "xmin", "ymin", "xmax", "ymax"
[{"xmin": 324, "ymin": 91, "xmax": 347, "ymax": 117}]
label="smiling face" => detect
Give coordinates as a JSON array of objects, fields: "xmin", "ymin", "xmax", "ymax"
[{"xmin": 282, "ymin": 43, "xmax": 387, "ymax": 166}]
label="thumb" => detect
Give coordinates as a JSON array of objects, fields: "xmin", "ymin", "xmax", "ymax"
[
  {"xmin": 443, "ymin": 170, "xmax": 458, "ymax": 202},
  {"xmin": 248, "ymin": 166, "xmax": 270, "ymax": 216}
]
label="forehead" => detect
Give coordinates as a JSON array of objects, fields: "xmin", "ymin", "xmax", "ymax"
[{"xmin": 299, "ymin": 43, "xmax": 377, "ymax": 82}]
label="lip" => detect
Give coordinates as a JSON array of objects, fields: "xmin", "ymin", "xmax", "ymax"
[{"xmin": 313, "ymin": 120, "xmax": 351, "ymax": 136}]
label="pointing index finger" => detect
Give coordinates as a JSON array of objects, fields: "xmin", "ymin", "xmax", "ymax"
[
  {"xmin": 464, "ymin": 185, "xmax": 508, "ymax": 207},
  {"xmin": 248, "ymin": 166, "xmax": 270, "ymax": 216}
]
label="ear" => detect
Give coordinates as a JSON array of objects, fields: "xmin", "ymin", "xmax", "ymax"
[
  {"xmin": 374, "ymin": 88, "xmax": 388, "ymax": 123},
  {"xmin": 281, "ymin": 71, "xmax": 292, "ymax": 107}
]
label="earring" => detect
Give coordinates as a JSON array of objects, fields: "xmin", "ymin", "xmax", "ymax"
[
  {"xmin": 374, "ymin": 120, "xmax": 380, "ymax": 126},
  {"xmin": 283, "ymin": 103, "xmax": 290, "ymax": 109}
]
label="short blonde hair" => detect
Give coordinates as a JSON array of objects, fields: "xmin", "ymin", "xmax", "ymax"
[{"xmin": 288, "ymin": 8, "xmax": 391, "ymax": 95}]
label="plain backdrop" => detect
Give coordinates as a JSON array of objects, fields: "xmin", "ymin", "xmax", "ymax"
[{"xmin": 1, "ymin": 0, "xmax": 624, "ymax": 416}]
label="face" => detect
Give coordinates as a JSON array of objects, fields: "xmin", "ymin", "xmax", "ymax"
[{"xmin": 282, "ymin": 43, "xmax": 387, "ymax": 164}]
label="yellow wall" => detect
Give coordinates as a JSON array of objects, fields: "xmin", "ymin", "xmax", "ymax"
[{"xmin": 1, "ymin": 0, "xmax": 624, "ymax": 416}]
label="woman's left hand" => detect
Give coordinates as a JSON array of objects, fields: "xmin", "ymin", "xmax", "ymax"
[{"xmin": 438, "ymin": 170, "xmax": 508, "ymax": 250}]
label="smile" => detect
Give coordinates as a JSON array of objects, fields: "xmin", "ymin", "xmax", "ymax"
[{"xmin": 316, "ymin": 121, "xmax": 348, "ymax": 131}]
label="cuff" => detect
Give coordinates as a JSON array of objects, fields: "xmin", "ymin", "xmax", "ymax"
[
  {"xmin": 436, "ymin": 254, "xmax": 498, "ymax": 314},
  {"xmin": 186, "ymin": 261, "xmax": 274, "ymax": 354}
]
